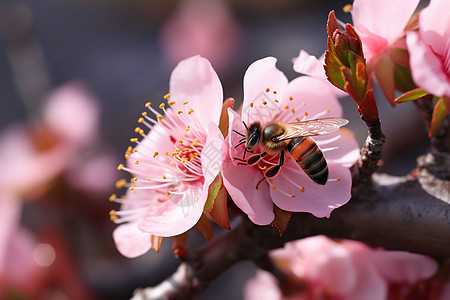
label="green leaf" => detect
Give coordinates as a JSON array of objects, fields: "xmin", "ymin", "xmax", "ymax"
[
  {"xmin": 204, "ymin": 173, "xmax": 223, "ymax": 211},
  {"xmin": 429, "ymin": 96, "xmax": 449, "ymax": 137},
  {"xmin": 394, "ymin": 88, "xmax": 428, "ymax": 104},
  {"xmin": 324, "ymin": 49, "xmax": 346, "ymax": 91}
]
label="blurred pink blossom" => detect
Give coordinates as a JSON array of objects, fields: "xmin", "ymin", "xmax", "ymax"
[
  {"xmin": 43, "ymin": 82, "xmax": 100, "ymax": 149},
  {"xmin": 160, "ymin": 0, "xmax": 240, "ymax": 73},
  {"xmin": 222, "ymin": 57, "xmax": 359, "ymax": 225},
  {"xmin": 112, "ymin": 56, "xmax": 224, "ymax": 257},
  {"xmin": 351, "ymin": 0, "xmax": 421, "ymax": 104},
  {"xmin": 406, "ymin": 0, "xmax": 450, "ymax": 98},
  {"xmin": 245, "ymin": 236, "xmax": 439, "ymax": 300}
]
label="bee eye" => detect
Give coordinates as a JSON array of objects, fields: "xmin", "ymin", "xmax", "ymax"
[{"xmin": 271, "ymin": 136, "xmax": 278, "ymax": 142}]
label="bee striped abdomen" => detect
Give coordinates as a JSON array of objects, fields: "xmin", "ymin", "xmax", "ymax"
[{"xmin": 287, "ymin": 137, "xmax": 328, "ymax": 185}]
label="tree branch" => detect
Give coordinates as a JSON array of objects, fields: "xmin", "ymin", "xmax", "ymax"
[{"xmin": 131, "ymin": 168, "xmax": 450, "ymax": 300}]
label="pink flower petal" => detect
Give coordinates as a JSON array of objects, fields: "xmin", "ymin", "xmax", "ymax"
[
  {"xmin": 372, "ymin": 250, "xmax": 438, "ymax": 284},
  {"xmin": 419, "ymin": 0, "xmax": 450, "ymax": 56},
  {"xmin": 113, "ymin": 223, "xmax": 152, "ymax": 258},
  {"xmin": 277, "ymin": 76, "xmax": 343, "ymax": 124},
  {"xmin": 169, "ymin": 55, "xmax": 223, "ymax": 128},
  {"xmin": 226, "ymin": 108, "xmax": 248, "ymax": 165},
  {"xmin": 352, "ymin": 0, "xmax": 420, "ymax": 43},
  {"xmin": 222, "ymin": 163, "xmax": 274, "ymax": 225},
  {"xmin": 270, "ymin": 161, "xmax": 352, "ymax": 217},
  {"xmin": 293, "ymin": 50, "xmax": 325, "ymax": 78},
  {"xmin": 407, "ymin": 31, "xmax": 450, "ymax": 97},
  {"xmin": 138, "ymin": 184, "xmax": 207, "ymax": 237},
  {"xmin": 200, "ymin": 122, "xmax": 223, "ymax": 185},
  {"xmin": 242, "ymin": 57, "xmax": 288, "ymax": 125},
  {"xmin": 43, "ymin": 82, "xmax": 100, "ymax": 148},
  {"xmin": 244, "ymin": 270, "xmax": 281, "ymax": 300},
  {"xmin": 315, "ymin": 130, "xmax": 360, "ymax": 168}
]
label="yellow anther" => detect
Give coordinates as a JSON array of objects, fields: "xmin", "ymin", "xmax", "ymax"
[
  {"xmin": 117, "ymin": 164, "xmax": 124, "ymax": 170},
  {"xmin": 250, "ymin": 103, "xmax": 254, "ymax": 108},
  {"xmin": 304, "ymin": 112, "xmax": 309, "ymax": 116},
  {"xmin": 284, "ymin": 106, "xmax": 289, "ymax": 109},
  {"xmin": 192, "ymin": 138, "xmax": 198, "ymax": 146},
  {"xmin": 291, "ymin": 194, "xmax": 296, "ymax": 198},
  {"xmin": 291, "ymin": 108, "xmax": 295, "ymax": 113},
  {"xmin": 125, "ymin": 154, "xmax": 130, "ymax": 159},
  {"xmin": 142, "ymin": 112, "xmax": 147, "ymax": 116},
  {"xmin": 263, "ymin": 101, "xmax": 267, "ymax": 105},
  {"xmin": 265, "ymin": 88, "xmax": 270, "ymax": 92},
  {"xmin": 166, "ymin": 190, "xmax": 171, "ymax": 196},
  {"xmin": 183, "ymin": 133, "xmax": 188, "ymax": 138},
  {"xmin": 272, "ymin": 186, "xmax": 276, "ymax": 190},
  {"xmin": 134, "ymin": 149, "xmax": 138, "ymax": 152},
  {"xmin": 165, "ymin": 151, "xmax": 169, "ymax": 156},
  {"xmin": 129, "ymin": 186, "xmax": 135, "ymax": 191},
  {"xmin": 164, "ymin": 93, "xmax": 170, "ymax": 99},
  {"xmin": 110, "ymin": 215, "xmax": 118, "ymax": 222},
  {"xmin": 188, "ymin": 108, "xmax": 194, "ymax": 115},
  {"xmin": 186, "ymin": 126, "xmax": 190, "ymax": 132},
  {"xmin": 162, "ymin": 175, "xmax": 167, "ymax": 179},
  {"xmin": 115, "ymin": 178, "xmax": 127, "ymax": 189},
  {"xmin": 325, "ymin": 109, "xmax": 330, "ymax": 113},
  {"xmin": 134, "ymin": 160, "xmax": 140, "ymax": 164},
  {"xmin": 181, "ymin": 158, "xmax": 186, "ymax": 163},
  {"xmin": 273, "ymin": 91, "xmax": 277, "ymax": 94},
  {"xmin": 130, "ymin": 138, "xmax": 138, "ymax": 143},
  {"xmin": 168, "ymin": 101, "xmax": 176, "ymax": 105},
  {"xmin": 109, "ymin": 209, "xmax": 116, "ymax": 215},
  {"xmin": 135, "ymin": 127, "xmax": 141, "ymax": 133},
  {"xmin": 337, "ymin": 177, "xmax": 341, "ymax": 182},
  {"xmin": 183, "ymin": 101, "xmax": 189, "ymax": 105},
  {"xmin": 296, "ymin": 118, "xmax": 301, "ymax": 122},
  {"xmin": 289, "ymin": 96, "xmax": 293, "ymax": 101},
  {"xmin": 153, "ymin": 152, "xmax": 159, "ymax": 158},
  {"xmin": 145, "ymin": 102, "xmax": 152, "ymax": 107},
  {"xmin": 302, "ymin": 102, "xmax": 306, "ymax": 106},
  {"xmin": 343, "ymin": 4, "xmax": 352, "ymax": 13},
  {"xmin": 157, "ymin": 115, "xmax": 163, "ymax": 121},
  {"xmin": 139, "ymin": 129, "xmax": 144, "ymax": 135},
  {"xmin": 301, "ymin": 187, "xmax": 305, "ymax": 193},
  {"xmin": 159, "ymin": 103, "xmax": 165, "ymax": 109},
  {"xmin": 146, "ymin": 178, "xmax": 151, "ymax": 181},
  {"xmin": 109, "ymin": 194, "xmax": 117, "ymax": 202},
  {"xmin": 177, "ymin": 110, "xmax": 183, "ymax": 114},
  {"xmin": 177, "ymin": 139, "xmax": 183, "ymax": 144},
  {"xmin": 138, "ymin": 117, "xmax": 144, "ymax": 123}
]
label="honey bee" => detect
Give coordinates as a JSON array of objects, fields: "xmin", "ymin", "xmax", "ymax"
[{"xmin": 233, "ymin": 118, "xmax": 349, "ymax": 185}]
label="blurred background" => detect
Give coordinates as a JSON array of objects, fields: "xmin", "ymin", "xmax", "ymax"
[{"xmin": 0, "ymin": 0, "xmax": 429, "ymax": 299}]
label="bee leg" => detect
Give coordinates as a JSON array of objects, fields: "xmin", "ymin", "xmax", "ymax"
[
  {"xmin": 247, "ymin": 152, "xmax": 267, "ymax": 165},
  {"xmin": 265, "ymin": 150, "xmax": 285, "ymax": 178},
  {"xmin": 255, "ymin": 177, "xmax": 266, "ymax": 190}
]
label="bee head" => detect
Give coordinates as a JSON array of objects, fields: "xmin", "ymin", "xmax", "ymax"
[{"xmin": 246, "ymin": 122, "xmax": 262, "ymax": 151}]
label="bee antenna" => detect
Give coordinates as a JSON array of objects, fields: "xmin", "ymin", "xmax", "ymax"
[
  {"xmin": 242, "ymin": 121, "xmax": 248, "ymax": 130},
  {"xmin": 232, "ymin": 129, "xmax": 245, "ymax": 137}
]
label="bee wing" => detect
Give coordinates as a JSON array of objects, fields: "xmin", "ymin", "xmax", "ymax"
[{"xmin": 276, "ymin": 118, "xmax": 349, "ymax": 141}]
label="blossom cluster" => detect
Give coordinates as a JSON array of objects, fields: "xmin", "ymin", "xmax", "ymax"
[{"xmin": 111, "ymin": 0, "xmax": 449, "ymax": 259}]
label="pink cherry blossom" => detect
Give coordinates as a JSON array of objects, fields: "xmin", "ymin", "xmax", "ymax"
[
  {"xmin": 222, "ymin": 57, "xmax": 359, "ymax": 225},
  {"xmin": 406, "ymin": 0, "xmax": 450, "ymax": 98},
  {"xmin": 112, "ymin": 56, "xmax": 224, "ymax": 257},
  {"xmin": 160, "ymin": 0, "xmax": 240, "ymax": 73},
  {"xmin": 43, "ymin": 82, "xmax": 100, "ymax": 149},
  {"xmin": 351, "ymin": 0, "xmax": 421, "ymax": 103},
  {"xmin": 244, "ymin": 236, "xmax": 439, "ymax": 300},
  {"xmin": 352, "ymin": 0, "xmax": 420, "ymax": 63}
]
